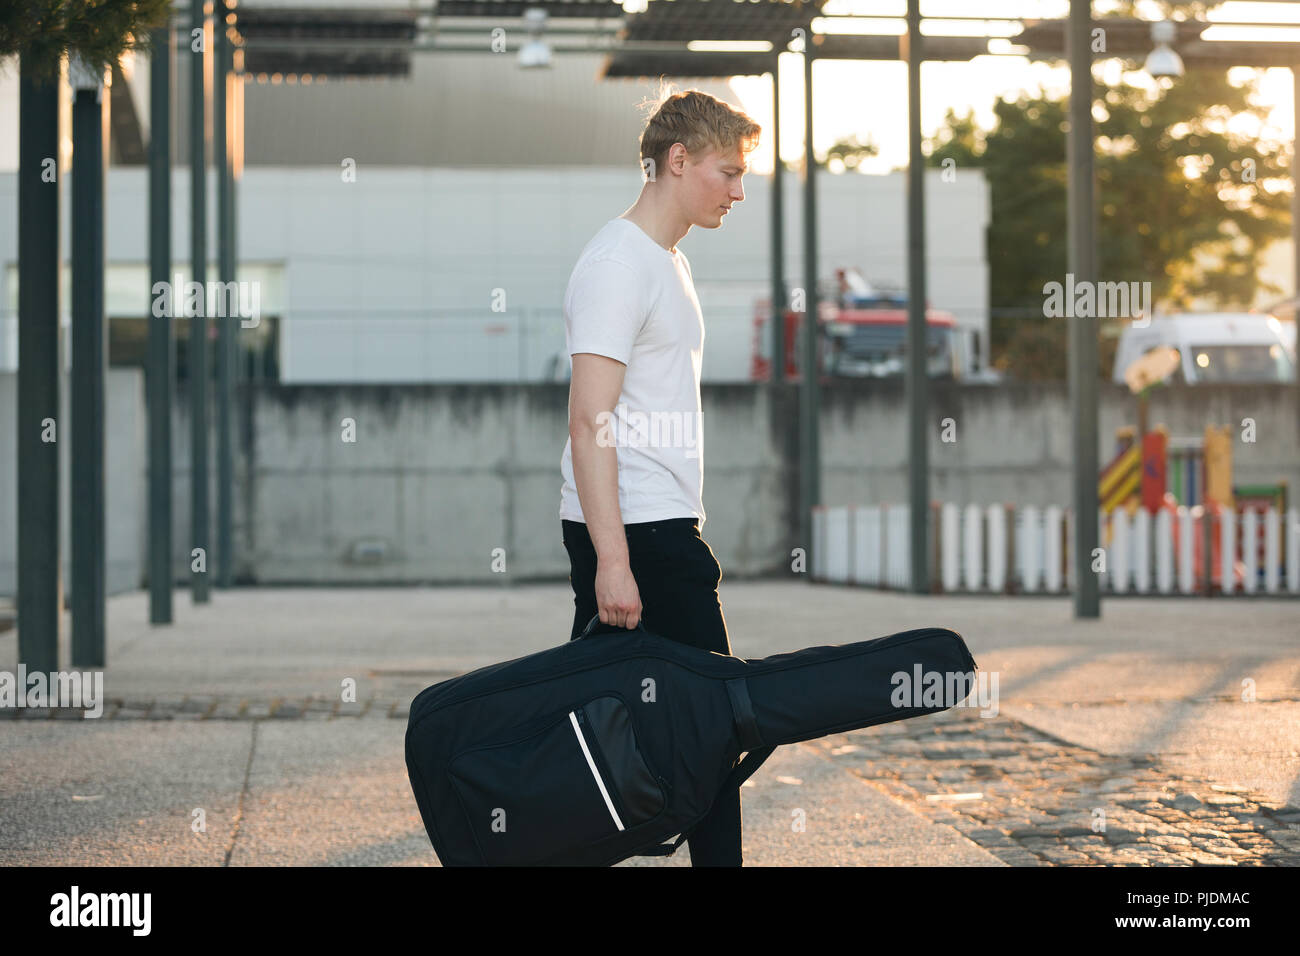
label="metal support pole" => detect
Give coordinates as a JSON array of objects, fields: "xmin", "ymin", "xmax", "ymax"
[
  {"xmin": 70, "ymin": 56, "xmax": 108, "ymax": 667},
  {"xmin": 216, "ymin": 0, "xmax": 234, "ymax": 587},
  {"xmin": 906, "ymin": 0, "xmax": 930, "ymax": 594},
  {"xmin": 1293, "ymin": 68, "xmax": 1299, "ymax": 443},
  {"xmin": 231, "ymin": 48, "xmax": 242, "ymax": 388},
  {"xmin": 770, "ymin": 52, "xmax": 786, "ymax": 384},
  {"xmin": 1068, "ymin": 0, "xmax": 1101, "ymax": 618},
  {"xmin": 17, "ymin": 58, "xmax": 62, "ymax": 672},
  {"xmin": 191, "ymin": 0, "xmax": 211, "ymax": 602},
  {"xmin": 800, "ymin": 30, "xmax": 821, "ymax": 559},
  {"xmin": 149, "ymin": 25, "xmax": 175, "ymax": 624}
]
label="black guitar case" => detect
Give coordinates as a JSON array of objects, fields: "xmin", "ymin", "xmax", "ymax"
[{"xmin": 405, "ymin": 615, "xmax": 977, "ymax": 866}]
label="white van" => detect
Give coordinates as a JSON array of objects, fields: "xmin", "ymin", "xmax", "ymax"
[{"xmin": 1111, "ymin": 313, "xmax": 1296, "ymax": 386}]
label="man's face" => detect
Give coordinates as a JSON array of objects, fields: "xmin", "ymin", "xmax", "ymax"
[{"xmin": 678, "ymin": 145, "xmax": 748, "ymax": 229}]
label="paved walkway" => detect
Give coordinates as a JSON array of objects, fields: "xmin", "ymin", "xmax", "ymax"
[{"xmin": 1, "ymin": 583, "xmax": 1296, "ymax": 865}]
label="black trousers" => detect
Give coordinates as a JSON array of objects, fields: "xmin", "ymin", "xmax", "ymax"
[{"xmin": 561, "ymin": 516, "xmax": 742, "ymax": 867}]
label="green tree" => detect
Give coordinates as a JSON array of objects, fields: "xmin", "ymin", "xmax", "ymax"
[
  {"xmin": 927, "ymin": 70, "xmax": 1291, "ymax": 381},
  {"xmin": 0, "ymin": 0, "xmax": 171, "ymax": 82},
  {"xmin": 825, "ymin": 134, "xmax": 879, "ymax": 173}
]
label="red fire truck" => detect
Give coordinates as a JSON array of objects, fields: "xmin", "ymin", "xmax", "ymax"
[{"xmin": 751, "ymin": 268, "xmax": 969, "ymax": 382}]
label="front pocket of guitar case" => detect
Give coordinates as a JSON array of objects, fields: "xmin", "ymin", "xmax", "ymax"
[
  {"xmin": 448, "ymin": 696, "xmax": 665, "ymax": 865},
  {"xmin": 578, "ymin": 695, "xmax": 666, "ymax": 830}
]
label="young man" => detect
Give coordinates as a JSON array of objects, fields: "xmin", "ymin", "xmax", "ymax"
[{"xmin": 558, "ymin": 89, "xmax": 761, "ymax": 866}]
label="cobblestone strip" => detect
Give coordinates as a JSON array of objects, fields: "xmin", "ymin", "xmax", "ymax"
[
  {"xmin": 1, "ymin": 696, "xmax": 412, "ymax": 721},
  {"xmin": 807, "ymin": 707, "xmax": 1300, "ymax": 867}
]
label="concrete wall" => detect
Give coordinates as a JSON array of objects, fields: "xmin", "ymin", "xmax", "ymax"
[
  {"xmin": 820, "ymin": 381, "xmax": 1300, "ymax": 511},
  {"xmin": 186, "ymin": 380, "xmax": 1300, "ymax": 583},
  {"xmin": 4, "ymin": 379, "xmax": 1294, "ymax": 590},
  {"xmin": 239, "ymin": 384, "xmax": 791, "ymax": 583},
  {"xmin": 0, "ymin": 368, "xmax": 146, "ymax": 597}
]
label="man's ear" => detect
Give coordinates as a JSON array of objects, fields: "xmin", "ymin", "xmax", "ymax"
[{"xmin": 666, "ymin": 143, "xmax": 687, "ymax": 176}]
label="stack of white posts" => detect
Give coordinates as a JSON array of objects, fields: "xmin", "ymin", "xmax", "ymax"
[{"xmin": 811, "ymin": 503, "xmax": 1300, "ymax": 596}]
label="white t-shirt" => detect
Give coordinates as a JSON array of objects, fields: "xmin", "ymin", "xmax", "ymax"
[{"xmin": 559, "ymin": 217, "xmax": 707, "ymax": 527}]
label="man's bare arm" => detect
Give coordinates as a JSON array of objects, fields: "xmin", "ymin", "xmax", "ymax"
[{"xmin": 569, "ymin": 352, "xmax": 642, "ymax": 627}]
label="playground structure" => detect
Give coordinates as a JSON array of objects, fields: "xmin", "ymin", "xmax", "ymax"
[
  {"xmin": 1097, "ymin": 421, "xmax": 1288, "ymax": 592},
  {"xmin": 807, "ymin": 413, "xmax": 1296, "ymax": 597}
]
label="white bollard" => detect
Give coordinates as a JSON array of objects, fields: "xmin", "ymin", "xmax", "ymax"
[
  {"xmin": 812, "ymin": 506, "xmax": 826, "ymax": 581},
  {"xmin": 869, "ymin": 506, "xmax": 883, "ymax": 586},
  {"xmin": 887, "ymin": 506, "xmax": 898, "ymax": 589},
  {"xmin": 1264, "ymin": 507, "xmax": 1280, "ymax": 594},
  {"xmin": 888, "ymin": 505, "xmax": 910, "ymax": 589},
  {"xmin": 1111, "ymin": 509, "xmax": 1130, "ymax": 594},
  {"xmin": 1220, "ymin": 508, "xmax": 1236, "ymax": 595},
  {"xmin": 1287, "ymin": 507, "xmax": 1300, "ymax": 594},
  {"xmin": 827, "ymin": 506, "xmax": 850, "ymax": 583},
  {"xmin": 1177, "ymin": 506, "xmax": 1195, "ymax": 594},
  {"xmin": 963, "ymin": 504, "xmax": 984, "ymax": 592},
  {"xmin": 852, "ymin": 507, "xmax": 874, "ymax": 586},
  {"xmin": 1242, "ymin": 509, "xmax": 1258, "ymax": 594},
  {"xmin": 1155, "ymin": 508, "xmax": 1174, "ymax": 593},
  {"xmin": 1095, "ymin": 507, "xmax": 1108, "ymax": 592},
  {"xmin": 941, "ymin": 503, "xmax": 960, "ymax": 593},
  {"xmin": 1044, "ymin": 506, "xmax": 1063, "ymax": 593},
  {"xmin": 873, "ymin": 504, "xmax": 883, "ymax": 587},
  {"xmin": 1133, "ymin": 508, "xmax": 1151, "ymax": 594},
  {"xmin": 1020, "ymin": 505, "xmax": 1040, "ymax": 594},
  {"xmin": 847, "ymin": 509, "xmax": 857, "ymax": 582},
  {"xmin": 883, "ymin": 505, "xmax": 896, "ymax": 589},
  {"xmin": 987, "ymin": 504, "xmax": 1007, "ymax": 592}
]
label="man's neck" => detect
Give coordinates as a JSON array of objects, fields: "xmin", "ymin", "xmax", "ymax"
[{"xmin": 619, "ymin": 199, "xmax": 688, "ymax": 255}]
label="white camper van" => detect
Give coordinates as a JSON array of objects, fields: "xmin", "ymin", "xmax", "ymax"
[{"xmin": 1111, "ymin": 313, "xmax": 1296, "ymax": 386}]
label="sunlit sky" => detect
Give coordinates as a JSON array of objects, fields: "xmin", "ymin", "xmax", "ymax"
[{"xmin": 722, "ymin": 0, "xmax": 1298, "ymax": 175}]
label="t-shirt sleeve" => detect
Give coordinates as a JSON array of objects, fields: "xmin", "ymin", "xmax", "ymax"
[{"xmin": 565, "ymin": 257, "xmax": 644, "ymax": 366}]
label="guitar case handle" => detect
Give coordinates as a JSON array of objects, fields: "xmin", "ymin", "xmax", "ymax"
[{"xmin": 576, "ymin": 612, "xmax": 653, "ymax": 640}]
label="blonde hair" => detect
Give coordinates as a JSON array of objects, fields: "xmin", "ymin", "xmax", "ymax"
[{"xmin": 635, "ymin": 83, "xmax": 762, "ymax": 177}]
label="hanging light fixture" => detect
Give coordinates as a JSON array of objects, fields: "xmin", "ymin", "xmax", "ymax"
[
  {"xmin": 518, "ymin": 9, "xmax": 552, "ymax": 69},
  {"xmin": 1144, "ymin": 20, "xmax": 1184, "ymax": 78}
]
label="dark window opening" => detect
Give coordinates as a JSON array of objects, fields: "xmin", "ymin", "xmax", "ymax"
[{"xmin": 108, "ymin": 315, "xmax": 280, "ymax": 384}]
